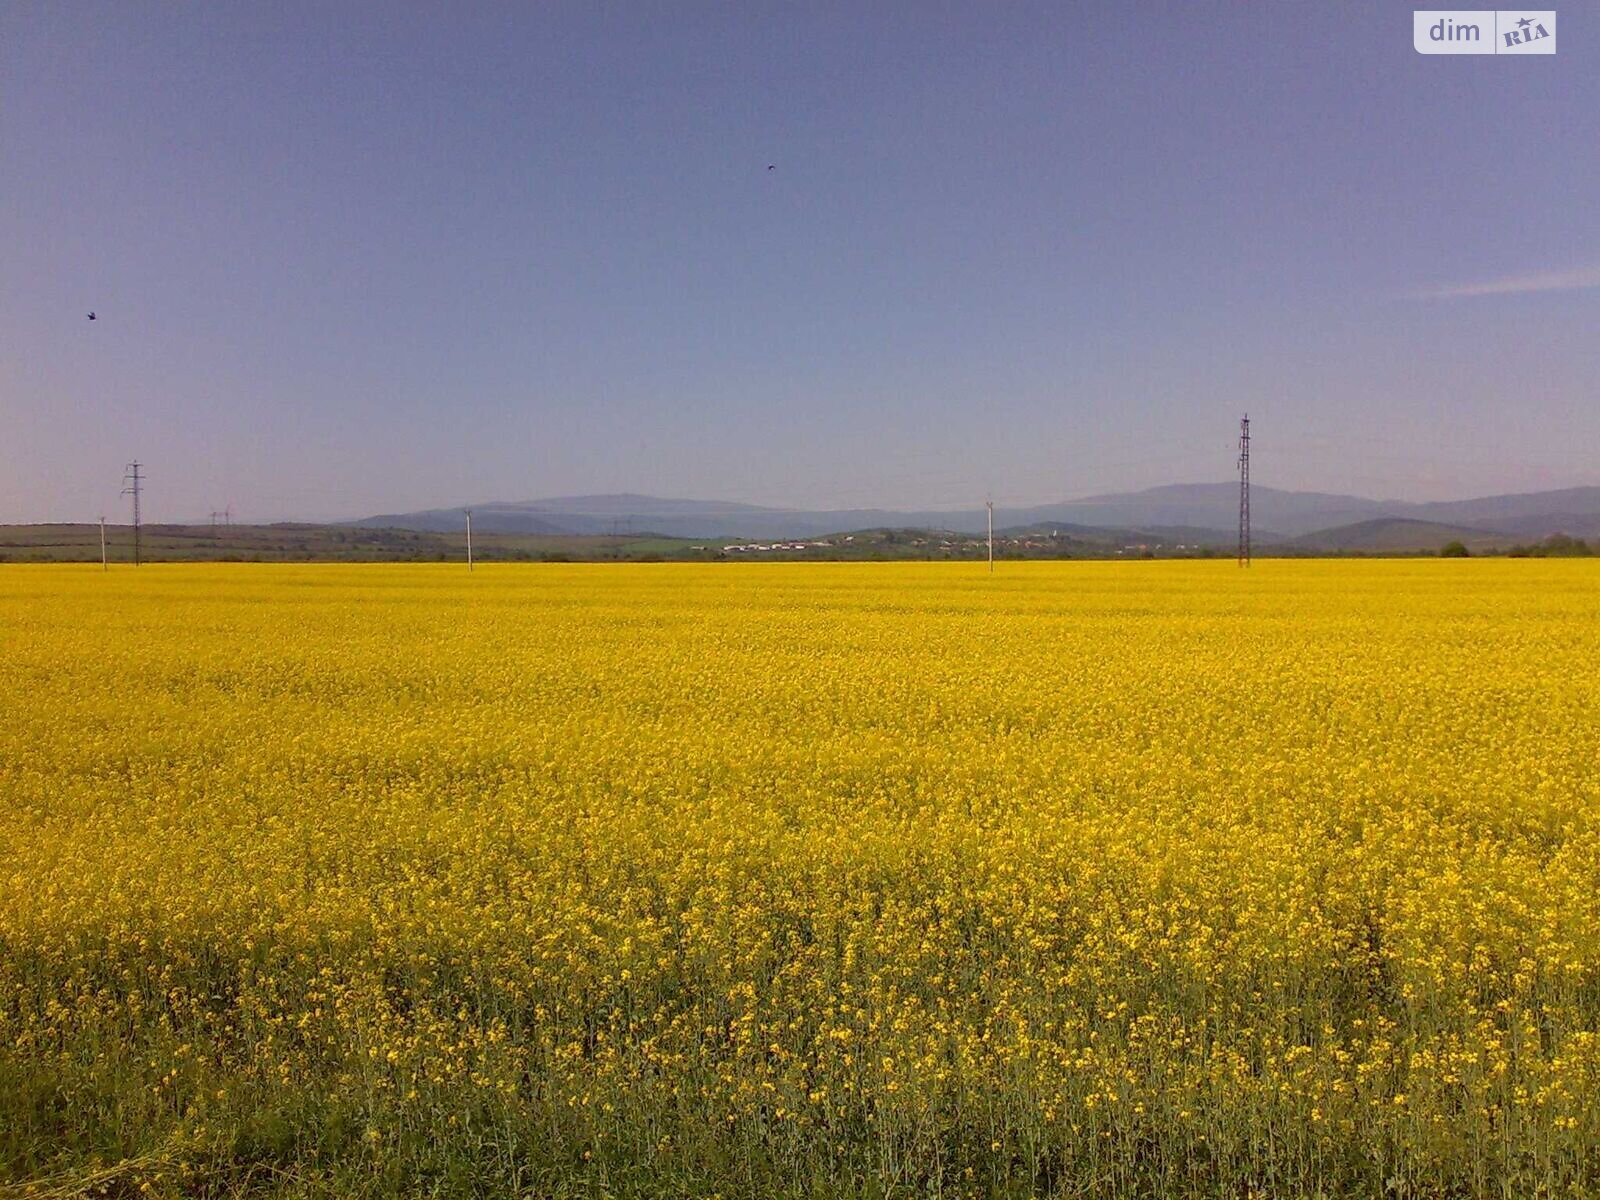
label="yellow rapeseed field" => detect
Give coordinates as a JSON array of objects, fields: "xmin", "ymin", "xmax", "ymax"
[{"xmin": 1, "ymin": 561, "xmax": 1598, "ymax": 1198}]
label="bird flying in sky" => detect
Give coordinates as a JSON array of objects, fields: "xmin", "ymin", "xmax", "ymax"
[{"xmin": 87, "ymin": 311, "xmax": 96, "ymax": 320}]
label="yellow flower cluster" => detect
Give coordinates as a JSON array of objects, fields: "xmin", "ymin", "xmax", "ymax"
[{"xmin": 1, "ymin": 560, "xmax": 1597, "ymax": 1197}]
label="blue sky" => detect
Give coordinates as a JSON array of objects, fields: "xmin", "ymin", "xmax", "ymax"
[{"xmin": 2, "ymin": 2, "xmax": 1596, "ymax": 522}]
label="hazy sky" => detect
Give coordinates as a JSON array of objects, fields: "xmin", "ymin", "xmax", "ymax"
[{"xmin": 3, "ymin": 3, "xmax": 1596, "ymax": 523}]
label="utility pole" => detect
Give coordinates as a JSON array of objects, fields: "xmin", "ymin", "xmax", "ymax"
[
  {"xmin": 122, "ymin": 461, "xmax": 143, "ymax": 567},
  {"xmin": 1237, "ymin": 416, "xmax": 1251, "ymax": 567},
  {"xmin": 986, "ymin": 498, "xmax": 995, "ymax": 574},
  {"xmin": 99, "ymin": 516, "xmax": 107, "ymax": 571},
  {"xmin": 466, "ymin": 509, "xmax": 473, "ymax": 571}
]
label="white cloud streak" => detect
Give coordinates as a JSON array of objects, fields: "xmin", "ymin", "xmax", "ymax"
[{"xmin": 1411, "ymin": 265, "xmax": 1600, "ymax": 300}]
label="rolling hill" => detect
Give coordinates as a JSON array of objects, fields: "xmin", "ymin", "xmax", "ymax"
[
  {"xmin": 352, "ymin": 484, "xmax": 1600, "ymax": 547},
  {"xmin": 1290, "ymin": 518, "xmax": 1508, "ymax": 553}
]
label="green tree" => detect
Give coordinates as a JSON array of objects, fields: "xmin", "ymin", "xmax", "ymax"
[{"xmin": 1540, "ymin": 533, "xmax": 1591, "ymax": 557}]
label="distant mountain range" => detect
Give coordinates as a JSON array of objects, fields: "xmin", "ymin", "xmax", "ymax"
[{"xmin": 352, "ymin": 485, "xmax": 1600, "ymax": 549}]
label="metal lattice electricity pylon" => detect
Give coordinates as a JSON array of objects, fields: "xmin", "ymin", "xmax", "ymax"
[
  {"xmin": 122, "ymin": 461, "xmax": 144, "ymax": 566},
  {"xmin": 1237, "ymin": 417, "xmax": 1251, "ymax": 567}
]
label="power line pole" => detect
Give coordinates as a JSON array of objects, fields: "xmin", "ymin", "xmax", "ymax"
[
  {"xmin": 1237, "ymin": 416, "xmax": 1251, "ymax": 568},
  {"xmin": 986, "ymin": 498, "xmax": 995, "ymax": 574},
  {"xmin": 122, "ymin": 461, "xmax": 143, "ymax": 567},
  {"xmin": 99, "ymin": 516, "xmax": 107, "ymax": 571},
  {"xmin": 466, "ymin": 509, "xmax": 473, "ymax": 571}
]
